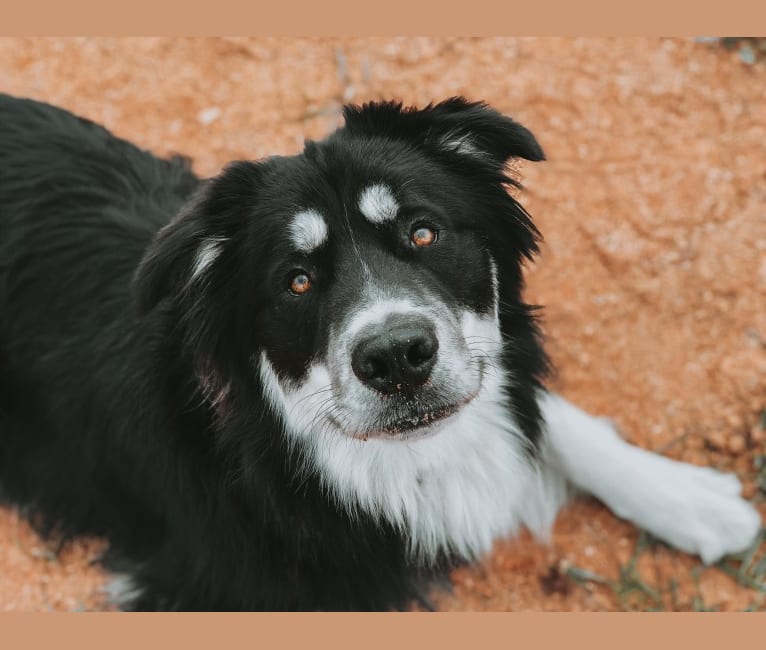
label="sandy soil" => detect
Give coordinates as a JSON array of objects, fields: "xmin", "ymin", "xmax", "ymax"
[{"xmin": 0, "ymin": 37, "xmax": 764, "ymax": 611}]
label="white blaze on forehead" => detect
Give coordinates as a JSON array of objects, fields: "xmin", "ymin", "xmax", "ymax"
[
  {"xmin": 358, "ymin": 184, "xmax": 399, "ymax": 224},
  {"xmin": 290, "ymin": 209, "xmax": 328, "ymax": 253}
]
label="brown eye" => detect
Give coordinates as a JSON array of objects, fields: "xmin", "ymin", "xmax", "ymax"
[
  {"xmin": 288, "ymin": 272, "xmax": 312, "ymax": 295},
  {"xmin": 411, "ymin": 225, "xmax": 437, "ymax": 248}
]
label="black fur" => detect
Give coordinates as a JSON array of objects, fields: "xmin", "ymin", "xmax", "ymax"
[{"xmin": 0, "ymin": 94, "xmax": 547, "ymax": 610}]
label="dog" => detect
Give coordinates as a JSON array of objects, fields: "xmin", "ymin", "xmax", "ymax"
[{"xmin": 0, "ymin": 93, "xmax": 760, "ymax": 611}]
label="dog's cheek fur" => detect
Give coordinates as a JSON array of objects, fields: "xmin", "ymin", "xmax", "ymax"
[
  {"xmin": 253, "ymin": 290, "xmax": 325, "ymax": 385},
  {"xmin": 132, "ymin": 163, "xmax": 267, "ymax": 396}
]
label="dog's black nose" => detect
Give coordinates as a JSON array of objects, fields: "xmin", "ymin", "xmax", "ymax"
[{"xmin": 351, "ymin": 319, "xmax": 439, "ymax": 395}]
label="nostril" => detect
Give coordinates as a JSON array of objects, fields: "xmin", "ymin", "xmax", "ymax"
[
  {"xmin": 406, "ymin": 337, "xmax": 437, "ymax": 368},
  {"xmin": 352, "ymin": 341, "xmax": 394, "ymax": 390},
  {"xmin": 362, "ymin": 355, "xmax": 387, "ymax": 381}
]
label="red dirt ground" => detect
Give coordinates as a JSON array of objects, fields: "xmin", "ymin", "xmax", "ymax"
[{"xmin": 0, "ymin": 37, "xmax": 764, "ymax": 611}]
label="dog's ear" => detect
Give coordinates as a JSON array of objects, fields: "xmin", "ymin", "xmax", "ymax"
[
  {"xmin": 342, "ymin": 97, "xmax": 544, "ymax": 169},
  {"xmin": 132, "ymin": 160, "xmax": 262, "ymax": 315}
]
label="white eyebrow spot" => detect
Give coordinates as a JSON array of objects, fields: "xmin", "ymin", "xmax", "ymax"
[
  {"xmin": 192, "ymin": 237, "xmax": 226, "ymax": 279},
  {"xmin": 290, "ymin": 209, "xmax": 328, "ymax": 253},
  {"xmin": 358, "ymin": 184, "xmax": 399, "ymax": 224}
]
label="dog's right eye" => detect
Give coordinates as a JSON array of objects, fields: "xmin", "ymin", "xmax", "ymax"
[
  {"xmin": 410, "ymin": 224, "xmax": 438, "ymax": 248},
  {"xmin": 288, "ymin": 272, "xmax": 312, "ymax": 296}
]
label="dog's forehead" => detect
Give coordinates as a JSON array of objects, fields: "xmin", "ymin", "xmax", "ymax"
[
  {"xmin": 272, "ymin": 179, "xmax": 398, "ymax": 247},
  {"xmin": 262, "ymin": 138, "xmax": 449, "ymax": 255},
  {"xmin": 284, "ymin": 181, "xmax": 399, "ymax": 254}
]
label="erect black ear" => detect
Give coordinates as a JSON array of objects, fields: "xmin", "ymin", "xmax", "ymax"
[
  {"xmin": 132, "ymin": 160, "xmax": 262, "ymax": 316},
  {"xmin": 342, "ymin": 96, "xmax": 544, "ymax": 169}
]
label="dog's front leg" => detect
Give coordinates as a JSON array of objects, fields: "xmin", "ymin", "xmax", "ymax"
[{"xmin": 537, "ymin": 391, "xmax": 762, "ymax": 564}]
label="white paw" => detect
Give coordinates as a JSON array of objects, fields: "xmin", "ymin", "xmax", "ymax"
[
  {"xmin": 684, "ymin": 465, "xmax": 746, "ymax": 497},
  {"xmin": 539, "ymin": 393, "xmax": 762, "ymax": 565},
  {"xmin": 615, "ymin": 456, "xmax": 762, "ymax": 564}
]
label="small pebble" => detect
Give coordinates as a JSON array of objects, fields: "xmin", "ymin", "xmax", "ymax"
[
  {"xmin": 197, "ymin": 107, "xmax": 221, "ymax": 125},
  {"xmin": 726, "ymin": 414, "xmax": 743, "ymax": 429},
  {"xmin": 727, "ymin": 434, "xmax": 746, "ymax": 454},
  {"xmin": 739, "ymin": 46, "xmax": 756, "ymax": 65},
  {"xmin": 708, "ymin": 431, "xmax": 726, "ymax": 449}
]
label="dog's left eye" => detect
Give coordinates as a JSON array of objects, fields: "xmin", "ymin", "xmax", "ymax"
[
  {"xmin": 410, "ymin": 225, "xmax": 437, "ymax": 248},
  {"xmin": 288, "ymin": 272, "xmax": 312, "ymax": 296}
]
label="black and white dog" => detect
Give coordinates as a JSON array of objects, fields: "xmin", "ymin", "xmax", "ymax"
[{"xmin": 0, "ymin": 94, "xmax": 760, "ymax": 610}]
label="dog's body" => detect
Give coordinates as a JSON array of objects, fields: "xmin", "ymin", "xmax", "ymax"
[{"xmin": 0, "ymin": 94, "xmax": 759, "ymax": 611}]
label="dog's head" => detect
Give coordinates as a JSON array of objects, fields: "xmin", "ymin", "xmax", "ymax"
[{"xmin": 133, "ymin": 96, "xmax": 545, "ymax": 453}]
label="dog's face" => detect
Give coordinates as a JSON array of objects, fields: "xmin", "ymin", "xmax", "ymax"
[
  {"xmin": 253, "ymin": 138, "xmax": 512, "ymax": 443},
  {"xmin": 134, "ymin": 98, "xmax": 545, "ymax": 448}
]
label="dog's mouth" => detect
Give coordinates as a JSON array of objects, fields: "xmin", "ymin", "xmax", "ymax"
[{"xmin": 340, "ymin": 392, "xmax": 479, "ymax": 442}]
